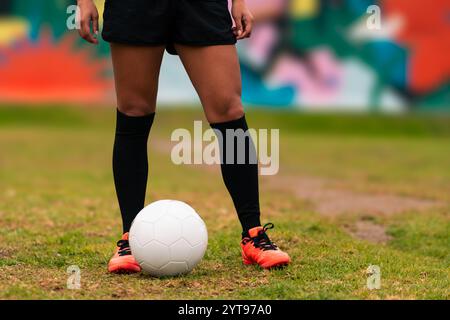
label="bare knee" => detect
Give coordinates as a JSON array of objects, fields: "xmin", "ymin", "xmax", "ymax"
[
  {"xmin": 218, "ymin": 97, "xmax": 245, "ymax": 122},
  {"xmin": 117, "ymin": 95, "xmax": 155, "ymax": 116},
  {"xmin": 206, "ymin": 95, "xmax": 244, "ymax": 123}
]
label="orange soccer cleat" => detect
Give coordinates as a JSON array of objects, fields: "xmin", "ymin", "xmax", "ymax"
[
  {"xmin": 241, "ymin": 223, "xmax": 291, "ymax": 269},
  {"xmin": 107, "ymin": 232, "xmax": 141, "ymax": 273}
]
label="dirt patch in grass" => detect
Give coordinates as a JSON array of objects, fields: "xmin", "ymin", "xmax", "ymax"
[
  {"xmin": 0, "ymin": 248, "xmax": 13, "ymax": 259},
  {"xmin": 268, "ymin": 176, "xmax": 440, "ymax": 217},
  {"xmin": 344, "ymin": 221, "xmax": 393, "ymax": 244},
  {"xmin": 150, "ymin": 137, "xmax": 441, "ymax": 246}
]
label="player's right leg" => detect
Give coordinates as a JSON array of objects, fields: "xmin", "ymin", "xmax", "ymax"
[{"xmin": 108, "ymin": 44, "xmax": 165, "ymax": 273}]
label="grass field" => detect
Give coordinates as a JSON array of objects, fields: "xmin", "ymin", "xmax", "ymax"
[{"xmin": 0, "ymin": 105, "xmax": 449, "ymax": 299}]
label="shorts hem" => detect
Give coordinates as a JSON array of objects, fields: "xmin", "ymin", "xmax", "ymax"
[
  {"xmin": 102, "ymin": 34, "xmax": 236, "ymax": 48},
  {"xmin": 172, "ymin": 39, "xmax": 237, "ymax": 47},
  {"xmin": 102, "ymin": 34, "xmax": 167, "ymax": 47}
]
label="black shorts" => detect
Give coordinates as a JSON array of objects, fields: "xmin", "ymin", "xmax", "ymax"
[{"xmin": 102, "ymin": 0, "xmax": 236, "ymax": 55}]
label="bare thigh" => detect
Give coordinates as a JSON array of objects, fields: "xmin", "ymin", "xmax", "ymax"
[
  {"xmin": 174, "ymin": 44, "xmax": 244, "ymax": 123},
  {"xmin": 110, "ymin": 43, "xmax": 165, "ymax": 116}
]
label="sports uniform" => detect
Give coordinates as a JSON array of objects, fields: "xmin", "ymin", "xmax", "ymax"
[{"xmin": 102, "ymin": 0, "xmax": 236, "ymax": 54}]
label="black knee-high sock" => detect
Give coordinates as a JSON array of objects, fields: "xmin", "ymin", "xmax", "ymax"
[
  {"xmin": 210, "ymin": 116, "xmax": 261, "ymax": 233},
  {"xmin": 113, "ymin": 109, "xmax": 155, "ymax": 233}
]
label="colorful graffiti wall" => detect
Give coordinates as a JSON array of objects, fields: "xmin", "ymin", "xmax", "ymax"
[{"xmin": 0, "ymin": 0, "xmax": 449, "ymax": 111}]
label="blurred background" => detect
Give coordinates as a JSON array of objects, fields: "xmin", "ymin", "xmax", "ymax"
[
  {"xmin": 0, "ymin": 0, "xmax": 448, "ymax": 111},
  {"xmin": 0, "ymin": 0, "xmax": 449, "ymax": 299}
]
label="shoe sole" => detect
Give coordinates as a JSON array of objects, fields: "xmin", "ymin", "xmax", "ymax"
[
  {"xmin": 243, "ymin": 258, "xmax": 290, "ymax": 269},
  {"xmin": 108, "ymin": 262, "xmax": 141, "ymax": 274},
  {"xmin": 264, "ymin": 261, "xmax": 289, "ymax": 269}
]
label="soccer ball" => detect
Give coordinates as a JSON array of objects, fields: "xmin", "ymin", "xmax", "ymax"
[{"xmin": 129, "ymin": 200, "xmax": 208, "ymax": 277}]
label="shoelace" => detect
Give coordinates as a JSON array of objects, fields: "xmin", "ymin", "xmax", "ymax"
[
  {"xmin": 244, "ymin": 223, "xmax": 279, "ymax": 251},
  {"xmin": 117, "ymin": 239, "xmax": 132, "ymax": 256}
]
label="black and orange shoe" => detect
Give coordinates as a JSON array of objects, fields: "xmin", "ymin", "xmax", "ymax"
[
  {"xmin": 107, "ymin": 232, "xmax": 141, "ymax": 273},
  {"xmin": 241, "ymin": 223, "xmax": 291, "ymax": 269}
]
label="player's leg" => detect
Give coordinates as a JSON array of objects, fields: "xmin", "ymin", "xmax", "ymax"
[
  {"xmin": 175, "ymin": 44, "xmax": 290, "ymax": 268},
  {"xmin": 108, "ymin": 44, "xmax": 165, "ymax": 273},
  {"xmin": 174, "ymin": 44, "xmax": 258, "ymax": 227}
]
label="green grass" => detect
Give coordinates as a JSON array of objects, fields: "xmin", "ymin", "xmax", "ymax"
[{"xmin": 0, "ymin": 105, "xmax": 449, "ymax": 299}]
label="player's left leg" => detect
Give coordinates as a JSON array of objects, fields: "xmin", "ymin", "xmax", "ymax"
[{"xmin": 175, "ymin": 44, "xmax": 290, "ymax": 269}]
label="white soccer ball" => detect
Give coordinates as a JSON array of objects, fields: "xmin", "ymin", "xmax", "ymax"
[{"xmin": 129, "ymin": 200, "xmax": 208, "ymax": 277}]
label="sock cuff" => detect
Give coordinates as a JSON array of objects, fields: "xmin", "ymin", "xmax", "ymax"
[
  {"xmin": 210, "ymin": 115, "xmax": 248, "ymax": 131},
  {"xmin": 116, "ymin": 109, "xmax": 155, "ymax": 133}
]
